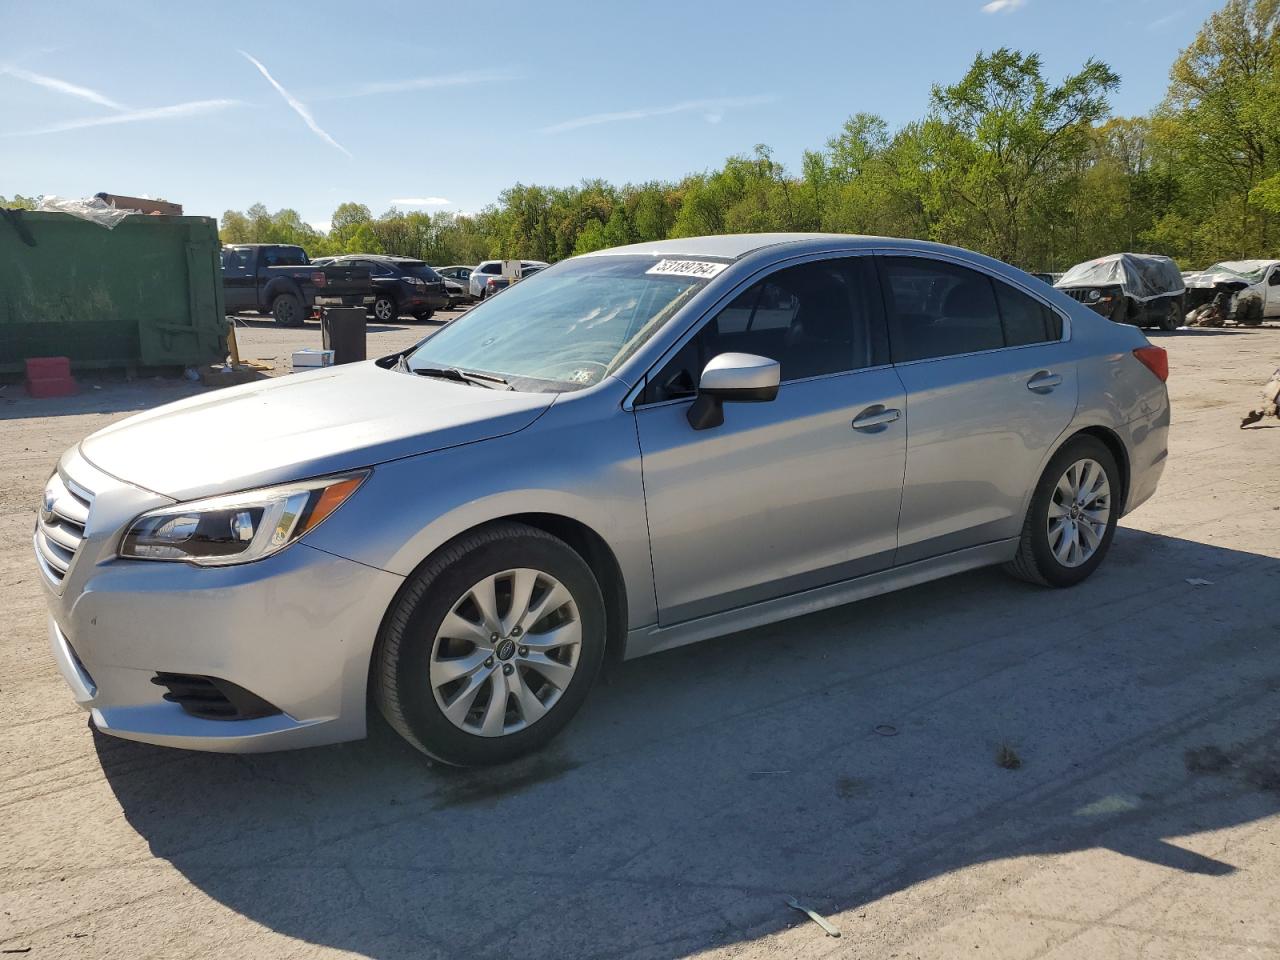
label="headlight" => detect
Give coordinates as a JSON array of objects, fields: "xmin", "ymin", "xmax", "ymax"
[
  {"xmin": 1087, "ymin": 289, "xmax": 1102, "ymax": 302},
  {"xmin": 119, "ymin": 472, "xmax": 368, "ymax": 566}
]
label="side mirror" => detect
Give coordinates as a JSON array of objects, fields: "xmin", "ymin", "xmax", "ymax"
[{"xmin": 687, "ymin": 352, "xmax": 780, "ymax": 430}]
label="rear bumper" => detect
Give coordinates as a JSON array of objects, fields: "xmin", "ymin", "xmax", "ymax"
[{"xmin": 1121, "ymin": 401, "xmax": 1170, "ymax": 516}]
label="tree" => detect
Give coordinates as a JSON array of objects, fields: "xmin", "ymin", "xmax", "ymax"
[
  {"xmin": 1157, "ymin": 0, "xmax": 1280, "ymax": 257},
  {"xmin": 924, "ymin": 48, "xmax": 1119, "ymax": 266}
]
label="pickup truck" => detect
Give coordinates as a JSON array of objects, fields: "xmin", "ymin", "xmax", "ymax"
[{"xmin": 220, "ymin": 243, "xmax": 374, "ymax": 326}]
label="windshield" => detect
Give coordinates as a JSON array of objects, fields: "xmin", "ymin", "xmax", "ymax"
[
  {"xmin": 1205, "ymin": 261, "xmax": 1269, "ymax": 282},
  {"xmin": 406, "ymin": 255, "xmax": 715, "ymax": 390}
]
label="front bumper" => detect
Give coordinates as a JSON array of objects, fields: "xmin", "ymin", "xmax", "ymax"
[{"xmin": 38, "ymin": 447, "xmax": 405, "ymax": 753}]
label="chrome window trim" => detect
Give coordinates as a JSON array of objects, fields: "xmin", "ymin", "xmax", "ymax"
[
  {"xmin": 622, "ymin": 244, "xmax": 1073, "ymax": 410},
  {"xmin": 872, "ymin": 247, "xmax": 1073, "ymax": 366},
  {"xmin": 624, "ymin": 248, "xmax": 884, "ymax": 411}
]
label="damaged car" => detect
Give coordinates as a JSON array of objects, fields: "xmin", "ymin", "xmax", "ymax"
[
  {"xmin": 1055, "ymin": 253, "xmax": 1186, "ymax": 332},
  {"xmin": 1184, "ymin": 260, "xmax": 1280, "ymax": 326}
]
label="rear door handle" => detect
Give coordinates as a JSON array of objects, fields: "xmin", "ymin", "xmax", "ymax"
[
  {"xmin": 1027, "ymin": 371, "xmax": 1063, "ymax": 393},
  {"xmin": 852, "ymin": 406, "xmax": 901, "ymax": 430}
]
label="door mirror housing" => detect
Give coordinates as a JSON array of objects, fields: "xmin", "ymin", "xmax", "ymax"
[{"xmin": 687, "ymin": 353, "xmax": 780, "ymax": 430}]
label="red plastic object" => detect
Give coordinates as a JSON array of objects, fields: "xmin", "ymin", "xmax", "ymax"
[{"xmin": 24, "ymin": 357, "xmax": 78, "ymax": 398}]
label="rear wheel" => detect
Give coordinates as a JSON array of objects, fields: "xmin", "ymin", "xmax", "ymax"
[
  {"xmin": 373, "ymin": 522, "xmax": 606, "ymax": 766},
  {"xmin": 271, "ymin": 293, "xmax": 304, "ymax": 327},
  {"xmin": 1005, "ymin": 436, "xmax": 1120, "ymax": 588},
  {"xmin": 1158, "ymin": 299, "xmax": 1181, "ymax": 332}
]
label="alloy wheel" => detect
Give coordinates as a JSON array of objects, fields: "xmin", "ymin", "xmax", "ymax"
[
  {"xmin": 1047, "ymin": 458, "xmax": 1111, "ymax": 568},
  {"xmin": 374, "ymin": 299, "xmax": 395, "ymax": 321},
  {"xmin": 430, "ymin": 568, "xmax": 581, "ymax": 737}
]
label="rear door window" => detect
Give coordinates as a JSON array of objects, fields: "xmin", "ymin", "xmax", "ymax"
[
  {"xmin": 880, "ymin": 258, "xmax": 1004, "ymax": 362},
  {"xmin": 265, "ymin": 246, "xmax": 307, "ymax": 267}
]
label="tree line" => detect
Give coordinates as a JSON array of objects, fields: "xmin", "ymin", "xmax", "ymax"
[{"xmin": 15, "ymin": 0, "xmax": 1279, "ymax": 274}]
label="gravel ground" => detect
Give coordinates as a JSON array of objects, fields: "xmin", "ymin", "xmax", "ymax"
[{"xmin": 1, "ymin": 323, "xmax": 1279, "ymax": 960}]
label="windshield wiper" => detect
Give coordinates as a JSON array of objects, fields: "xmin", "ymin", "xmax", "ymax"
[{"xmin": 412, "ymin": 366, "xmax": 513, "ymax": 390}]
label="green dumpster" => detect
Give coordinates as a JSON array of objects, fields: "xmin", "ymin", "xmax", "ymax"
[{"xmin": 0, "ymin": 210, "xmax": 229, "ymax": 373}]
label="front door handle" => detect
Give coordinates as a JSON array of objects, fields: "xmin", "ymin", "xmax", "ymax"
[
  {"xmin": 1027, "ymin": 371, "xmax": 1063, "ymax": 393},
  {"xmin": 852, "ymin": 406, "xmax": 901, "ymax": 431}
]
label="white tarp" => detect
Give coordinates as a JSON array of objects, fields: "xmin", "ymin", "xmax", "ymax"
[
  {"xmin": 1186, "ymin": 260, "xmax": 1279, "ymax": 288},
  {"xmin": 1056, "ymin": 253, "xmax": 1185, "ymax": 302},
  {"xmin": 35, "ymin": 195, "xmax": 137, "ymax": 229}
]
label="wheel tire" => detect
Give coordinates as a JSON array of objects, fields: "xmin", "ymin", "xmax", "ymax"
[
  {"xmin": 1159, "ymin": 299, "xmax": 1180, "ymax": 332},
  {"xmin": 415, "ymin": 309, "xmax": 435, "ymax": 321},
  {"xmin": 372, "ymin": 296, "xmax": 398, "ymax": 322},
  {"xmin": 1234, "ymin": 294, "xmax": 1263, "ymax": 326},
  {"xmin": 373, "ymin": 522, "xmax": 606, "ymax": 766},
  {"xmin": 1004, "ymin": 436, "xmax": 1121, "ymax": 588},
  {"xmin": 271, "ymin": 293, "xmax": 304, "ymax": 327}
]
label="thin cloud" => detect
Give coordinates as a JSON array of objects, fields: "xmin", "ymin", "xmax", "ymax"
[
  {"xmin": 542, "ymin": 95, "xmax": 776, "ymax": 134},
  {"xmin": 1149, "ymin": 10, "xmax": 1184, "ymax": 29},
  {"xmin": 239, "ymin": 50, "xmax": 350, "ymax": 157},
  {"xmin": 390, "ymin": 197, "xmax": 451, "ymax": 207},
  {"xmin": 0, "ymin": 64, "xmax": 127, "ymax": 110},
  {"xmin": 982, "ymin": 0, "xmax": 1026, "ymax": 11},
  {"xmin": 315, "ymin": 70, "xmax": 516, "ymax": 101},
  {"xmin": 12, "ymin": 99, "xmax": 240, "ymax": 136}
]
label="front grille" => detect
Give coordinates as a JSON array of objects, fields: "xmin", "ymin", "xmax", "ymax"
[
  {"xmin": 151, "ymin": 673, "xmax": 282, "ymax": 721},
  {"xmin": 1061, "ymin": 288, "xmax": 1090, "ymax": 303},
  {"xmin": 34, "ymin": 472, "xmax": 92, "ymax": 590}
]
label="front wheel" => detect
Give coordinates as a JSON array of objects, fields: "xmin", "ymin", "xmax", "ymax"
[
  {"xmin": 1159, "ymin": 299, "xmax": 1181, "ymax": 332},
  {"xmin": 373, "ymin": 522, "xmax": 606, "ymax": 766},
  {"xmin": 372, "ymin": 296, "xmax": 398, "ymax": 322},
  {"xmin": 1004, "ymin": 436, "xmax": 1120, "ymax": 588}
]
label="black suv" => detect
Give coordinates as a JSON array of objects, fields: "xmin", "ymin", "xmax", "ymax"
[{"xmin": 317, "ymin": 255, "xmax": 450, "ymax": 321}]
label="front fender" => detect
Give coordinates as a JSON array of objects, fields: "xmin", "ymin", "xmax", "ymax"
[{"xmin": 304, "ymin": 391, "xmax": 658, "ymax": 631}]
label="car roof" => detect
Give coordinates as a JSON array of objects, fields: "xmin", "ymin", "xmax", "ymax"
[{"xmin": 576, "ymin": 232, "xmax": 1001, "ymax": 262}]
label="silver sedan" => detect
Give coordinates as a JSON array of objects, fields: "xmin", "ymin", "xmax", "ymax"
[{"xmin": 36, "ymin": 234, "xmax": 1169, "ymax": 765}]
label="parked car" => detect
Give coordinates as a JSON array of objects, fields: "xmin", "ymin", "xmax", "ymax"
[
  {"xmin": 1055, "ymin": 253, "xmax": 1186, "ymax": 331},
  {"xmin": 436, "ymin": 265, "xmax": 476, "ymax": 307},
  {"xmin": 319, "ymin": 255, "xmax": 449, "ymax": 321},
  {"xmin": 37, "ymin": 234, "xmax": 1169, "ymax": 765},
  {"xmin": 220, "ymin": 244, "xmax": 373, "ymax": 326},
  {"xmin": 468, "ymin": 259, "xmax": 549, "ymax": 300},
  {"xmin": 1183, "ymin": 260, "xmax": 1280, "ymax": 325}
]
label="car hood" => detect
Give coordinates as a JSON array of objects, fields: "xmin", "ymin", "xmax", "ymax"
[
  {"xmin": 1185, "ymin": 270, "xmax": 1259, "ymax": 289},
  {"xmin": 80, "ymin": 361, "xmax": 555, "ymax": 500}
]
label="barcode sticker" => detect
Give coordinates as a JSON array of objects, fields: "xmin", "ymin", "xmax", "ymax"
[{"xmin": 645, "ymin": 259, "xmax": 728, "ymax": 280}]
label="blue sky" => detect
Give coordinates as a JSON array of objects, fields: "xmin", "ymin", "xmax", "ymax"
[{"xmin": 0, "ymin": 0, "xmax": 1221, "ymax": 231}]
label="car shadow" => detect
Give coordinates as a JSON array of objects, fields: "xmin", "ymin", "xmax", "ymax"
[
  {"xmin": 228, "ymin": 315, "xmax": 408, "ymax": 335},
  {"xmin": 96, "ymin": 529, "xmax": 1280, "ymax": 959},
  {"xmin": 1155, "ymin": 325, "xmax": 1280, "ymax": 337},
  {"xmin": 0, "ymin": 378, "xmax": 208, "ymax": 420}
]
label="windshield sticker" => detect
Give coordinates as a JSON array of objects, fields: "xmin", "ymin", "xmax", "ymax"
[{"xmin": 645, "ymin": 259, "xmax": 728, "ymax": 280}]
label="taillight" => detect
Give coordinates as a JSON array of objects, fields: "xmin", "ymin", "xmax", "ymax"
[
  {"xmin": 1133, "ymin": 346, "xmax": 1168, "ymax": 382},
  {"xmin": 487, "ymin": 277, "xmax": 498, "ymax": 287},
  {"xmin": 311, "ymin": 271, "xmax": 327, "ymax": 287}
]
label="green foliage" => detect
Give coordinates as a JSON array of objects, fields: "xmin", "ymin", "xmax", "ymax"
[
  {"xmin": 0, "ymin": 194, "xmax": 38, "ymax": 210},
  {"xmin": 215, "ymin": 2, "xmax": 1280, "ymax": 273}
]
